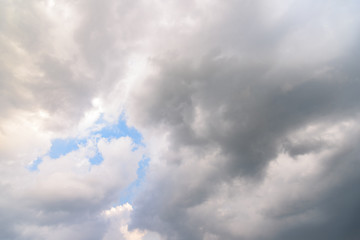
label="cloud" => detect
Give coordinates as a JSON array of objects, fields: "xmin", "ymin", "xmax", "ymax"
[
  {"xmin": 102, "ymin": 203, "xmax": 163, "ymax": 240},
  {"xmin": 1, "ymin": 0, "xmax": 360, "ymax": 240},
  {"xmin": 124, "ymin": 1, "xmax": 360, "ymax": 239},
  {"xmin": 0, "ymin": 0, "xmax": 155, "ymax": 238},
  {"xmin": 0, "ymin": 134, "xmax": 143, "ymax": 239}
]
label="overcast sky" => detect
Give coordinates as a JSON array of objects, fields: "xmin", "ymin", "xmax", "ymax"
[{"xmin": 1, "ymin": 0, "xmax": 360, "ymax": 239}]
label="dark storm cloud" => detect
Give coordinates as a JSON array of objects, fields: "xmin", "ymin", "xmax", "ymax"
[
  {"xmin": 129, "ymin": 51, "xmax": 360, "ymax": 177},
  {"xmin": 267, "ymin": 132, "xmax": 360, "ymax": 240},
  {"xmin": 126, "ymin": 1, "xmax": 360, "ymax": 239},
  {"xmin": 129, "ymin": 54, "xmax": 360, "ymax": 239}
]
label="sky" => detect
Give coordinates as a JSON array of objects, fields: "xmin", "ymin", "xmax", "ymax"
[{"xmin": 1, "ymin": 0, "xmax": 360, "ymax": 239}]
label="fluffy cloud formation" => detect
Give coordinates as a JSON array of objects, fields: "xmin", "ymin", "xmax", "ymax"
[
  {"xmin": 0, "ymin": 133, "xmax": 143, "ymax": 239},
  {"xmin": 1, "ymin": 0, "xmax": 360, "ymax": 239},
  {"xmin": 0, "ymin": 1, "xmax": 148, "ymax": 238}
]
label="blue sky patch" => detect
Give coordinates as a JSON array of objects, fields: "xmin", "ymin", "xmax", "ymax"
[
  {"xmin": 27, "ymin": 157, "xmax": 42, "ymax": 171},
  {"xmin": 89, "ymin": 150, "xmax": 103, "ymax": 165},
  {"xmin": 119, "ymin": 156, "xmax": 150, "ymax": 204},
  {"xmin": 29, "ymin": 115, "xmax": 149, "ymax": 204},
  {"xmin": 49, "ymin": 138, "xmax": 85, "ymax": 159},
  {"xmin": 95, "ymin": 117, "xmax": 143, "ymax": 145},
  {"xmin": 47, "ymin": 117, "xmax": 143, "ymax": 161},
  {"xmin": 26, "ymin": 114, "xmax": 150, "ymax": 206}
]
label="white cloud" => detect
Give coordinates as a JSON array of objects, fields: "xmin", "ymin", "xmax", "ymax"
[{"xmin": 102, "ymin": 203, "xmax": 163, "ymax": 240}]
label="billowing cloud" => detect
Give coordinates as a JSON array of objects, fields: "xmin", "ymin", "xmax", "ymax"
[
  {"xmin": 125, "ymin": 1, "xmax": 360, "ymax": 239},
  {"xmin": 1, "ymin": 0, "xmax": 360, "ymax": 239}
]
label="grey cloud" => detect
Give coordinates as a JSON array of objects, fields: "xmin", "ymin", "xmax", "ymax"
[
  {"xmin": 129, "ymin": 54, "xmax": 360, "ymax": 239},
  {"xmin": 281, "ymin": 138, "xmax": 330, "ymax": 157},
  {"xmin": 129, "ymin": 53, "xmax": 360, "ymax": 177},
  {"xmin": 267, "ymin": 133, "xmax": 360, "ymax": 240},
  {"xmin": 127, "ymin": 1, "xmax": 360, "ymax": 239}
]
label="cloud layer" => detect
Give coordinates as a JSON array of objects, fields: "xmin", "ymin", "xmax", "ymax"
[{"xmin": 1, "ymin": 0, "xmax": 360, "ymax": 239}]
